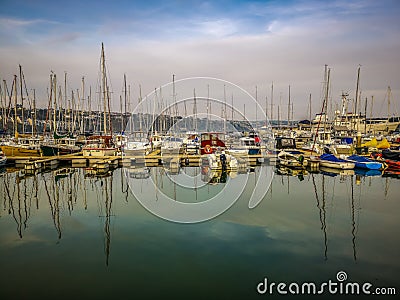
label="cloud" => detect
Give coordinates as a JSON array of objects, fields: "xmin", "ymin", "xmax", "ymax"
[
  {"xmin": 196, "ymin": 19, "xmax": 238, "ymax": 38},
  {"xmin": 0, "ymin": 1, "xmax": 400, "ymax": 119}
]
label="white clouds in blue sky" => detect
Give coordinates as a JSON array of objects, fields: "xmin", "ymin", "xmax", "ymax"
[{"xmin": 1, "ymin": 0, "xmax": 400, "ymax": 118}]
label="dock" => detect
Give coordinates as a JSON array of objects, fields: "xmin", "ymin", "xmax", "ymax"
[{"xmin": 5, "ymin": 150, "xmax": 271, "ymax": 173}]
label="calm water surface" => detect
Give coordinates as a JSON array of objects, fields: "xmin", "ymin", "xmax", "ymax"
[{"xmin": 0, "ymin": 165, "xmax": 399, "ymax": 299}]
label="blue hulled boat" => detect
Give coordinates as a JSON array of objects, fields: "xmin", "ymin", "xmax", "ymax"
[
  {"xmin": 347, "ymin": 155, "xmax": 383, "ymax": 170},
  {"xmin": 319, "ymin": 153, "xmax": 355, "ymax": 170}
]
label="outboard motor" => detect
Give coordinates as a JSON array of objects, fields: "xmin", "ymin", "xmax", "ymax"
[{"xmin": 220, "ymin": 152, "xmax": 227, "ymax": 170}]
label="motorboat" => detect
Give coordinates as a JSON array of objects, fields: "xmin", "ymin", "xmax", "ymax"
[
  {"xmin": 346, "ymin": 154, "xmax": 383, "ymax": 170},
  {"xmin": 319, "ymin": 153, "xmax": 355, "ymax": 170},
  {"xmin": 277, "ymin": 150, "xmax": 305, "ymax": 169}
]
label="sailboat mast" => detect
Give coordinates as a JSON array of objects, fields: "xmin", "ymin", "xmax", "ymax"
[
  {"xmin": 124, "ymin": 74, "xmax": 127, "ymax": 132},
  {"xmin": 19, "ymin": 65, "xmax": 25, "ymax": 134},
  {"xmin": 270, "ymin": 82, "xmax": 274, "ymax": 121},
  {"xmin": 33, "ymin": 89, "xmax": 36, "ymax": 136},
  {"xmin": 323, "ymin": 68, "xmax": 330, "ymax": 135},
  {"xmin": 65, "ymin": 72, "xmax": 70, "ymax": 133},
  {"xmin": 255, "ymin": 85, "xmax": 258, "ymax": 129},
  {"xmin": 13, "ymin": 75, "xmax": 18, "ymax": 138},
  {"xmin": 354, "ymin": 66, "xmax": 361, "ymax": 132},
  {"xmin": 193, "ymin": 88, "xmax": 197, "ymax": 131},
  {"xmin": 101, "ymin": 43, "xmax": 107, "ymax": 135},
  {"xmin": 53, "ymin": 74, "xmax": 57, "ymax": 134},
  {"xmin": 81, "ymin": 76, "xmax": 85, "ymax": 134},
  {"xmin": 288, "ymin": 85, "xmax": 291, "ymax": 128},
  {"xmin": 223, "ymin": 84, "xmax": 227, "ymax": 134},
  {"xmin": 387, "ymin": 86, "xmax": 391, "ymax": 121}
]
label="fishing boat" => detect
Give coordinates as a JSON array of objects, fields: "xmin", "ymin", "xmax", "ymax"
[
  {"xmin": 1, "ymin": 136, "xmax": 42, "ymax": 157},
  {"xmin": 319, "ymin": 153, "xmax": 355, "ymax": 170},
  {"xmin": 228, "ymin": 136, "xmax": 261, "ymax": 156},
  {"xmin": 277, "ymin": 150, "xmax": 305, "ymax": 169},
  {"xmin": 82, "ymin": 135, "xmax": 117, "ymax": 157},
  {"xmin": 41, "ymin": 137, "xmax": 81, "ymax": 156},
  {"xmin": 346, "ymin": 154, "xmax": 383, "ymax": 170},
  {"xmin": 200, "ymin": 132, "xmax": 226, "ymax": 155}
]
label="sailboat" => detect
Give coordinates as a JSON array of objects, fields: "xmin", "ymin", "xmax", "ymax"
[
  {"xmin": 40, "ymin": 73, "xmax": 81, "ymax": 156},
  {"xmin": 82, "ymin": 43, "xmax": 117, "ymax": 157},
  {"xmin": 0, "ymin": 72, "xmax": 42, "ymax": 157}
]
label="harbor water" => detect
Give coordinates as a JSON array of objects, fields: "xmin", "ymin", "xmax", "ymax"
[{"xmin": 0, "ymin": 165, "xmax": 399, "ymax": 299}]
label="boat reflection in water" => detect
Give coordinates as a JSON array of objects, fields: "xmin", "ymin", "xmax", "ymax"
[{"xmin": 0, "ymin": 163, "xmax": 399, "ymax": 299}]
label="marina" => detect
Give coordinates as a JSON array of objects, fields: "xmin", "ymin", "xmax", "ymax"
[{"xmin": 2, "ymin": 0, "xmax": 400, "ymax": 297}]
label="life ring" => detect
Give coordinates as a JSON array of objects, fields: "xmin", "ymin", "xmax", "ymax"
[{"xmin": 204, "ymin": 144, "xmax": 212, "ymax": 154}]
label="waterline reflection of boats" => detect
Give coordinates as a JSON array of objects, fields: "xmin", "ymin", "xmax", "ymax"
[
  {"xmin": 128, "ymin": 166, "xmax": 151, "ymax": 179},
  {"xmin": 319, "ymin": 166, "xmax": 355, "ymax": 177}
]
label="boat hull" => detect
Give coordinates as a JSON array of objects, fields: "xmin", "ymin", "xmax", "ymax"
[
  {"xmin": 41, "ymin": 144, "xmax": 81, "ymax": 156},
  {"xmin": 0, "ymin": 145, "xmax": 41, "ymax": 157},
  {"xmin": 319, "ymin": 160, "xmax": 355, "ymax": 170},
  {"xmin": 82, "ymin": 148, "xmax": 117, "ymax": 157}
]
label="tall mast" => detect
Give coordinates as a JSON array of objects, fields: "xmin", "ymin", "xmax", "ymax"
[
  {"xmin": 64, "ymin": 72, "xmax": 67, "ymax": 132},
  {"xmin": 81, "ymin": 76, "xmax": 85, "ymax": 134},
  {"xmin": 139, "ymin": 84, "xmax": 143, "ymax": 132},
  {"xmin": 124, "ymin": 74, "xmax": 127, "ymax": 132},
  {"xmin": 288, "ymin": 85, "xmax": 291, "ymax": 128},
  {"xmin": 387, "ymin": 86, "xmax": 391, "ymax": 121},
  {"xmin": 265, "ymin": 94, "xmax": 268, "ymax": 127},
  {"xmin": 33, "ymin": 89, "xmax": 36, "ymax": 136},
  {"xmin": 88, "ymin": 87, "xmax": 92, "ymax": 133},
  {"xmin": 13, "ymin": 75, "xmax": 18, "ymax": 138},
  {"xmin": 53, "ymin": 74, "xmax": 57, "ymax": 134},
  {"xmin": 101, "ymin": 43, "xmax": 107, "ymax": 135},
  {"xmin": 354, "ymin": 65, "xmax": 361, "ymax": 132},
  {"xmin": 364, "ymin": 97, "xmax": 367, "ymax": 134},
  {"xmin": 193, "ymin": 88, "xmax": 197, "ymax": 131},
  {"xmin": 206, "ymin": 84, "xmax": 210, "ymax": 131},
  {"xmin": 19, "ymin": 65, "xmax": 25, "ymax": 134},
  {"xmin": 270, "ymin": 82, "xmax": 274, "ymax": 121},
  {"xmin": 223, "ymin": 84, "xmax": 227, "ymax": 134},
  {"xmin": 120, "ymin": 93, "xmax": 123, "ymax": 133},
  {"xmin": 172, "ymin": 74, "xmax": 177, "ymax": 119},
  {"xmin": 129, "ymin": 84, "xmax": 132, "ymax": 133},
  {"xmin": 255, "ymin": 85, "xmax": 258, "ymax": 129},
  {"xmin": 309, "ymin": 93, "xmax": 312, "ymax": 131},
  {"xmin": 323, "ymin": 68, "xmax": 330, "ymax": 134}
]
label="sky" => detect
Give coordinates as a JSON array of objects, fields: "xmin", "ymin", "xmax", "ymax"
[{"xmin": 1, "ymin": 0, "xmax": 400, "ymax": 121}]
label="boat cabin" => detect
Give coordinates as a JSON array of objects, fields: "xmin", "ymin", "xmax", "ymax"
[{"xmin": 275, "ymin": 137, "xmax": 296, "ymax": 150}]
